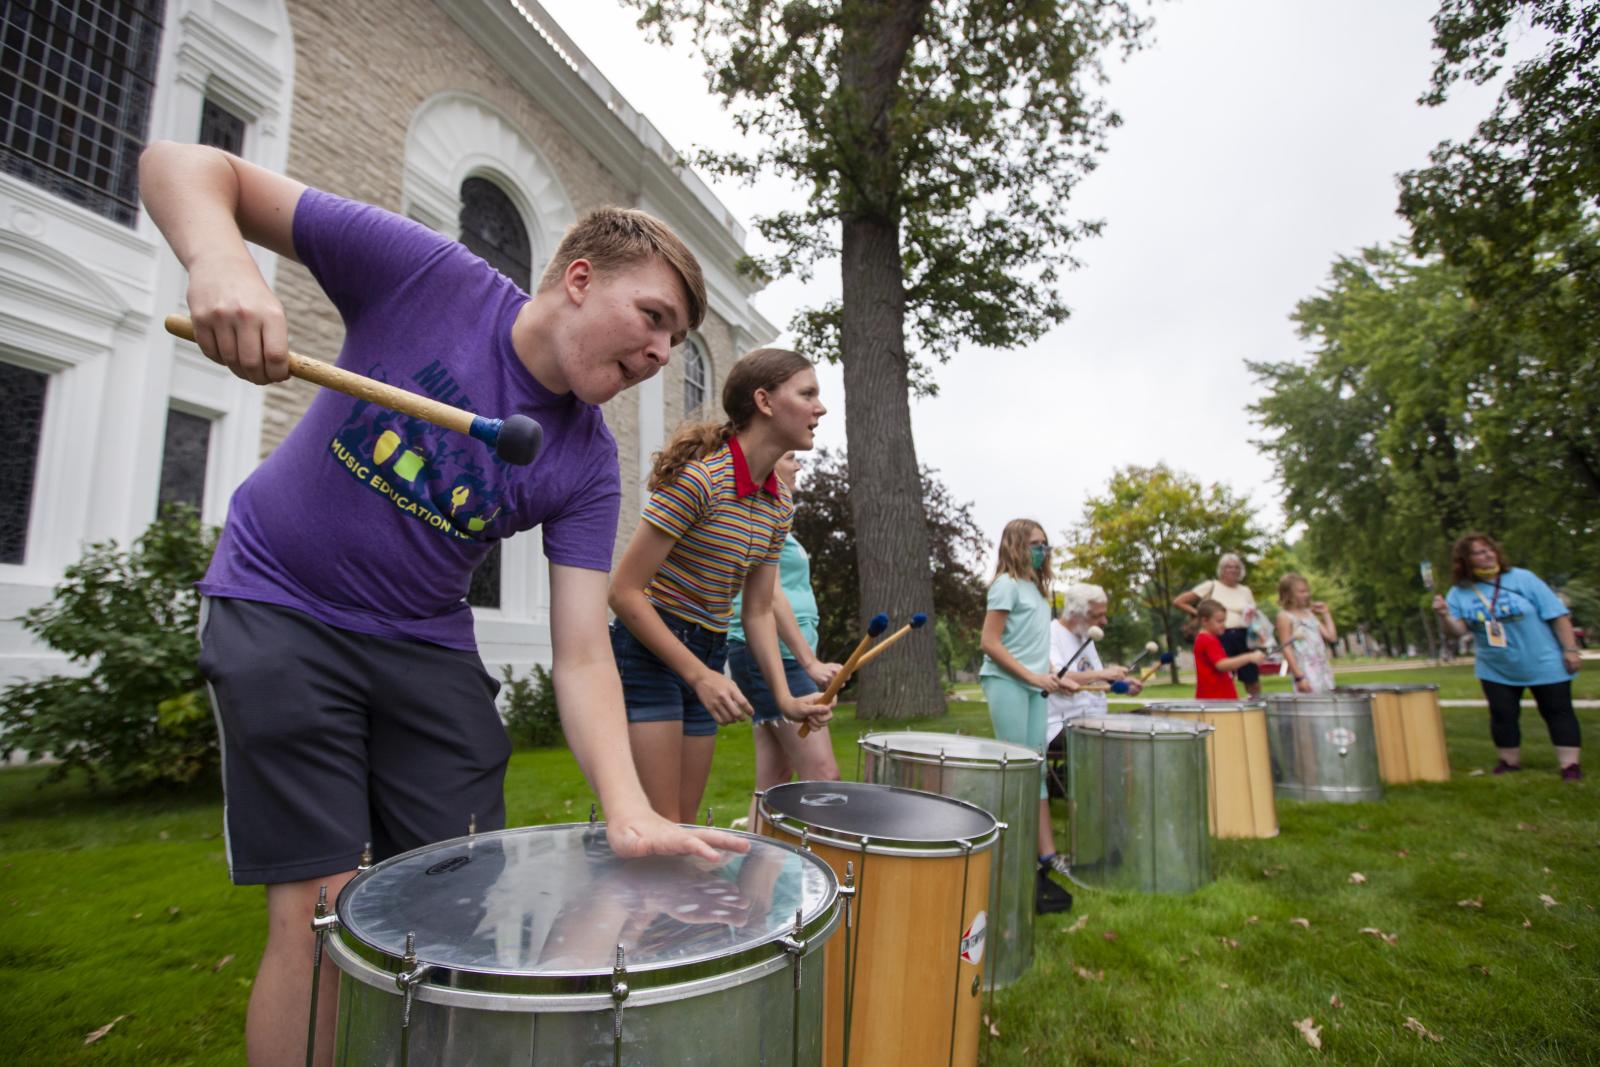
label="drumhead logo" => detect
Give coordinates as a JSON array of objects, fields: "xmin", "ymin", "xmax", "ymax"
[
  {"xmin": 800, "ymin": 792, "xmax": 848, "ymax": 807},
  {"xmin": 960, "ymin": 911, "xmax": 987, "ymax": 965},
  {"xmin": 1325, "ymin": 727, "xmax": 1356, "ymax": 747},
  {"xmin": 424, "ymin": 855, "xmax": 471, "ymax": 876}
]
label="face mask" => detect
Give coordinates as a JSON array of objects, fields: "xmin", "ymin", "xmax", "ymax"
[
  {"xmin": 1473, "ymin": 565, "xmax": 1500, "ymax": 580},
  {"xmin": 1030, "ymin": 545, "xmax": 1048, "ymax": 570}
]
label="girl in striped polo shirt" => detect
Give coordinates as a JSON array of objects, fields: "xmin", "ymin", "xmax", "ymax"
[{"xmin": 609, "ymin": 349, "xmax": 835, "ymax": 822}]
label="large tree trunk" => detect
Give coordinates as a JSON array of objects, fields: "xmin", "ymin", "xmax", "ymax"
[{"xmin": 840, "ymin": 215, "xmax": 943, "ymax": 719}]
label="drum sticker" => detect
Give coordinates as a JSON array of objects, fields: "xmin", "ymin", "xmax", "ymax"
[
  {"xmin": 800, "ymin": 792, "xmax": 849, "ymax": 806},
  {"xmin": 960, "ymin": 911, "xmax": 987, "ymax": 965},
  {"xmin": 1325, "ymin": 727, "xmax": 1356, "ymax": 747},
  {"xmin": 424, "ymin": 855, "xmax": 471, "ymax": 875}
]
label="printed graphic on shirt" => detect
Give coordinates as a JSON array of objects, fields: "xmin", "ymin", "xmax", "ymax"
[{"xmin": 326, "ymin": 360, "xmax": 514, "ymax": 542}]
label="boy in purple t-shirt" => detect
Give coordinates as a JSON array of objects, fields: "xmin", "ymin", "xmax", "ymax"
[{"xmin": 139, "ymin": 141, "xmax": 746, "ymax": 1064}]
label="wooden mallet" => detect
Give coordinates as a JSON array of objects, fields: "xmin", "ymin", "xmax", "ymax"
[
  {"xmin": 1135, "ymin": 652, "xmax": 1175, "ymax": 683},
  {"xmin": 1043, "ymin": 624, "xmax": 1105, "ymax": 696},
  {"xmin": 1124, "ymin": 641, "xmax": 1161, "ymax": 672},
  {"xmin": 798, "ymin": 612, "xmax": 889, "ymax": 738},
  {"xmin": 164, "ymin": 314, "xmax": 543, "ymax": 465},
  {"xmin": 849, "ymin": 612, "xmax": 928, "ymax": 672}
]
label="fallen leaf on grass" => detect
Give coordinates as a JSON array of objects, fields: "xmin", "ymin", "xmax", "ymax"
[
  {"xmin": 84, "ymin": 1016, "xmax": 127, "ymax": 1046},
  {"xmin": 1329, "ymin": 994, "xmax": 1344, "ymax": 1009},
  {"xmin": 1542, "ymin": 866, "xmax": 1552, "ymax": 874},
  {"xmin": 1177, "ymin": 954, "xmax": 1190, "ymax": 964},
  {"xmin": 130, "ymin": 913, "xmax": 142, "ymax": 921},
  {"xmin": 1073, "ymin": 964, "xmax": 1104, "ymax": 982},
  {"xmin": 984, "ymin": 1014, "xmax": 1000, "ymax": 1037},
  {"xmin": 213, "ymin": 954, "xmax": 235, "ymax": 972},
  {"xmin": 1262, "ymin": 865, "xmax": 1286, "ymax": 879},
  {"xmin": 1472, "ymin": 965, "xmax": 1491, "ymax": 976},
  {"xmin": 1357, "ymin": 822, "xmax": 1370, "ymax": 830},
  {"xmin": 1102, "ymin": 930, "xmax": 1119, "ymax": 942},
  {"xmin": 1395, "ymin": 849, "xmax": 1410, "ymax": 858},
  {"xmin": 1359, "ymin": 927, "xmax": 1398, "ymax": 946},
  {"xmin": 1403, "ymin": 1017, "xmax": 1443, "ymax": 1043},
  {"xmin": 1293, "ymin": 1017, "xmax": 1322, "ymax": 1050},
  {"xmin": 1468, "ymin": 768, "xmax": 1485, "ymax": 776},
  {"xmin": 1539, "ymin": 893, "xmax": 1559, "ymax": 908},
  {"xmin": 1064, "ymin": 914, "xmax": 1089, "ymax": 934},
  {"xmin": 1522, "ymin": 917, "xmax": 1533, "ymax": 929},
  {"xmin": 158, "ymin": 830, "xmax": 170, "ymax": 840},
  {"xmin": 1516, "ymin": 822, "xmax": 1537, "ymax": 832},
  {"xmin": 1218, "ymin": 982, "xmax": 1230, "ymax": 989},
  {"xmin": 1245, "ymin": 915, "xmax": 1260, "ymax": 925},
  {"xmin": 1557, "ymin": 942, "xmax": 1576, "ymax": 951},
  {"xmin": 1457, "ymin": 897, "xmax": 1483, "ymax": 909},
  {"xmin": 167, "ymin": 906, "xmax": 181, "ymax": 919},
  {"xmin": 1452, "ymin": 851, "xmax": 1470, "ymax": 859},
  {"xmin": 1219, "ymin": 937, "xmax": 1239, "ymax": 950},
  {"xmin": 1348, "ymin": 872, "xmax": 1367, "ymax": 885},
  {"xmin": 1290, "ymin": 917, "xmax": 1312, "ymax": 929}
]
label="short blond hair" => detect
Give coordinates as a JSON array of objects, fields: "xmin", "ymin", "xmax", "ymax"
[{"xmin": 538, "ymin": 207, "xmax": 706, "ymax": 330}]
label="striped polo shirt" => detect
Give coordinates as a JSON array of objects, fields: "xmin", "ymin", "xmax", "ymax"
[{"xmin": 641, "ymin": 437, "xmax": 794, "ymax": 633}]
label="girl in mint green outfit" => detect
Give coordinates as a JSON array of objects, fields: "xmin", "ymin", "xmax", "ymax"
[{"xmin": 980, "ymin": 518, "xmax": 1076, "ymax": 874}]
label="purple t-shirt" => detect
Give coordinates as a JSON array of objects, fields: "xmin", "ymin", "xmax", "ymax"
[{"xmin": 199, "ymin": 189, "xmax": 621, "ymax": 650}]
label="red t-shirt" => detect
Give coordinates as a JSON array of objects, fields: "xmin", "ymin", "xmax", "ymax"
[{"xmin": 1194, "ymin": 630, "xmax": 1238, "ymax": 699}]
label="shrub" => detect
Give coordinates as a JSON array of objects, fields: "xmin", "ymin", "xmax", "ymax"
[
  {"xmin": 500, "ymin": 663, "xmax": 564, "ymax": 748},
  {"xmin": 0, "ymin": 505, "xmax": 218, "ymax": 789}
]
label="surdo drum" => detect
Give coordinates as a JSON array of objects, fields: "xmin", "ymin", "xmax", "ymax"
[
  {"xmin": 1336, "ymin": 683, "xmax": 1451, "ymax": 784},
  {"xmin": 757, "ymin": 781, "xmax": 997, "ymax": 1067},
  {"xmin": 857, "ymin": 731, "xmax": 1041, "ymax": 990},
  {"xmin": 1264, "ymin": 692, "xmax": 1385, "ymax": 803},
  {"xmin": 316, "ymin": 823, "xmax": 840, "ymax": 1066},
  {"xmin": 1141, "ymin": 701, "xmax": 1279, "ymax": 839},
  {"xmin": 1066, "ymin": 715, "xmax": 1213, "ymax": 894}
]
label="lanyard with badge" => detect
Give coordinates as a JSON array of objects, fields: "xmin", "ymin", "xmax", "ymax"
[{"xmin": 1471, "ymin": 575, "xmax": 1510, "ymax": 649}]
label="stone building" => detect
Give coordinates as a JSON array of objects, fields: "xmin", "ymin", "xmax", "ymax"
[{"xmin": 0, "ymin": 0, "xmax": 775, "ymax": 687}]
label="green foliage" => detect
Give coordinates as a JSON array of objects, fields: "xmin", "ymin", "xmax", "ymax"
[
  {"xmin": 629, "ymin": 0, "xmax": 1153, "ymax": 381},
  {"xmin": 499, "ymin": 663, "xmax": 563, "ymax": 749},
  {"xmin": 789, "ymin": 447, "xmax": 988, "ymax": 660},
  {"xmin": 933, "ymin": 616, "xmax": 981, "ymax": 683},
  {"xmin": 1250, "ymin": 243, "xmax": 1599, "ymax": 649},
  {"xmin": 0, "ymin": 507, "xmax": 218, "ymax": 790},
  {"xmin": 1062, "ymin": 465, "xmax": 1273, "ymax": 678}
]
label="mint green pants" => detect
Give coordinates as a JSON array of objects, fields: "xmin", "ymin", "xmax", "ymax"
[{"xmin": 981, "ymin": 673, "xmax": 1049, "ymax": 799}]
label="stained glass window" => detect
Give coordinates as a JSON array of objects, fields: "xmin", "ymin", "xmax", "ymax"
[
  {"xmin": 157, "ymin": 407, "xmax": 211, "ymax": 512},
  {"xmin": 0, "ymin": 362, "xmax": 48, "ymax": 564},
  {"xmin": 0, "ymin": 1, "xmax": 167, "ymax": 226},
  {"xmin": 459, "ymin": 176, "xmax": 531, "ymax": 289},
  {"xmin": 683, "ymin": 336, "xmax": 708, "ymax": 415}
]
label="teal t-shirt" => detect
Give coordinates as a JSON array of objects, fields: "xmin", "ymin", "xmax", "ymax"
[
  {"xmin": 728, "ymin": 534, "xmax": 819, "ymax": 660},
  {"xmin": 1443, "ymin": 567, "xmax": 1574, "ymax": 686},
  {"xmin": 979, "ymin": 574, "xmax": 1052, "ymax": 678}
]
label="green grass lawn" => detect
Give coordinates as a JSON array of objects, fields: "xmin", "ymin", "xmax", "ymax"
[{"xmin": 3, "ymin": 671, "xmax": 1596, "ymax": 1064}]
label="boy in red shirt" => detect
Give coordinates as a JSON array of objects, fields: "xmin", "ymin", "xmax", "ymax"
[{"xmin": 1194, "ymin": 599, "xmax": 1267, "ymax": 698}]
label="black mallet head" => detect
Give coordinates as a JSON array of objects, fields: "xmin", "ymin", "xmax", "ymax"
[{"xmin": 471, "ymin": 414, "xmax": 543, "ymax": 466}]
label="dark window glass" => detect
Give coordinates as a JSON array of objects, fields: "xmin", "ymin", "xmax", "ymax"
[
  {"xmin": 458, "ymin": 176, "xmax": 531, "ymax": 290},
  {"xmin": 157, "ymin": 407, "xmax": 211, "ymax": 513},
  {"xmin": 0, "ymin": 362, "xmax": 49, "ymax": 564},
  {"xmin": 683, "ymin": 337, "xmax": 708, "ymax": 414},
  {"xmin": 0, "ymin": 1, "xmax": 166, "ymax": 226},
  {"xmin": 197, "ymin": 97, "xmax": 245, "ymax": 155},
  {"xmin": 467, "ymin": 543, "xmax": 502, "ymax": 609}
]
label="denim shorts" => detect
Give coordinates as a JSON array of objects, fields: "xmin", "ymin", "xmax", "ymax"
[
  {"xmin": 610, "ymin": 608, "xmax": 728, "ymax": 737},
  {"xmin": 726, "ymin": 640, "xmax": 820, "ymax": 724}
]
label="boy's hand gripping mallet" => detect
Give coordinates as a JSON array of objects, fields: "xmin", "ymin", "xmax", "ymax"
[
  {"xmin": 165, "ymin": 315, "xmax": 543, "ymax": 465},
  {"xmin": 798, "ymin": 612, "xmax": 889, "ymax": 737}
]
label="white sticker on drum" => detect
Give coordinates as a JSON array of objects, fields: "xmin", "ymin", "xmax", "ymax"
[
  {"xmin": 800, "ymin": 792, "xmax": 849, "ymax": 806},
  {"xmin": 1325, "ymin": 727, "xmax": 1356, "ymax": 747},
  {"xmin": 960, "ymin": 911, "xmax": 987, "ymax": 966}
]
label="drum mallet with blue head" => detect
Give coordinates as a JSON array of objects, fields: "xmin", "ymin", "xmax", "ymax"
[
  {"xmin": 849, "ymin": 612, "xmax": 929, "ymax": 672},
  {"xmin": 164, "ymin": 315, "xmax": 543, "ymax": 465},
  {"xmin": 798, "ymin": 612, "xmax": 890, "ymax": 737},
  {"xmin": 1135, "ymin": 652, "xmax": 1175, "ymax": 683}
]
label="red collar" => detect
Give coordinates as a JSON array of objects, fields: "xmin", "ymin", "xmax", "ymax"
[{"xmin": 728, "ymin": 436, "xmax": 781, "ymax": 499}]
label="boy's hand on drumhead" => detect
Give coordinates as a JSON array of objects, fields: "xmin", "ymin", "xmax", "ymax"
[
  {"xmin": 606, "ymin": 808, "xmax": 750, "ymax": 863},
  {"xmin": 693, "ymin": 670, "xmax": 753, "ymax": 725},
  {"xmin": 185, "ymin": 252, "xmax": 290, "ymax": 386}
]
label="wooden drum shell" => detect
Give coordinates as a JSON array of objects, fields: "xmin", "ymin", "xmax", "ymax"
[
  {"xmin": 1339, "ymin": 684, "xmax": 1451, "ymax": 784},
  {"xmin": 1144, "ymin": 701, "xmax": 1279, "ymax": 839}
]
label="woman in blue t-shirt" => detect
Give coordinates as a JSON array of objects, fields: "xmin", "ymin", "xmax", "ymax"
[{"xmin": 1432, "ymin": 532, "xmax": 1583, "ymax": 781}]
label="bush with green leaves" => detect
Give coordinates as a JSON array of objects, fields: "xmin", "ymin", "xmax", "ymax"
[
  {"xmin": 500, "ymin": 663, "xmax": 563, "ymax": 749},
  {"xmin": 1, "ymin": 506, "xmax": 218, "ymax": 789}
]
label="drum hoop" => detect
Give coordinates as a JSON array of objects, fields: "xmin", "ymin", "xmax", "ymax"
[
  {"xmin": 1065, "ymin": 717, "xmax": 1215, "ymax": 740},
  {"xmin": 1335, "ymin": 684, "xmax": 1440, "ymax": 693},
  {"xmin": 1143, "ymin": 701, "xmax": 1265, "ymax": 714},
  {"xmin": 858, "ymin": 737, "xmax": 1044, "ymax": 770},
  {"xmin": 332, "ymin": 824, "xmax": 839, "ymax": 993},
  {"xmin": 758, "ymin": 783, "xmax": 1002, "ymax": 855},
  {"xmin": 325, "ymin": 903, "xmax": 841, "ymax": 1011}
]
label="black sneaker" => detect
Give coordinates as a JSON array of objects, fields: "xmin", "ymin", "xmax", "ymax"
[{"xmin": 1036, "ymin": 865, "xmax": 1074, "ymax": 914}]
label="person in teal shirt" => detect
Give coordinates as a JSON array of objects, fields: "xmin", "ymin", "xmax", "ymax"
[
  {"xmin": 728, "ymin": 452, "xmax": 843, "ymax": 826},
  {"xmin": 980, "ymin": 519, "xmax": 1078, "ymax": 905},
  {"xmin": 1433, "ymin": 532, "xmax": 1583, "ymax": 781}
]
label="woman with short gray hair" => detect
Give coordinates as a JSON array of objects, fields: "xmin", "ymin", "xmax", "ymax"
[{"xmin": 1173, "ymin": 554, "xmax": 1262, "ymax": 697}]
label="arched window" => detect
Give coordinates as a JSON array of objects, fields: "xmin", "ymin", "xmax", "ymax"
[
  {"xmin": 683, "ymin": 336, "xmax": 709, "ymax": 416},
  {"xmin": 459, "ymin": 176, "xmax": 532, "ymax": 289},
  {"xmin": 457, "ymin": 176, "xmax": 531, "ymax": 609}
]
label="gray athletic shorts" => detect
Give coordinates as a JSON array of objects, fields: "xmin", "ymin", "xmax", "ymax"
[{"xmin": 198, "ymin": 597, "xmax": 509, "ymax": 885}]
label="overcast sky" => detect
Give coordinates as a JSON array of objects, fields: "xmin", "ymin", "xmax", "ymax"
[{"xmin": 538, "ymin": 0, "xmax": 1507, "ymax": 562}]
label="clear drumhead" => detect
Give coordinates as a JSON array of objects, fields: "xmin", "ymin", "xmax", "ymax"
[
  {"xmin": 761, "ymin": 780, "xmax": 998, "ymax": 847},
  {"xmin": 1143, "ymin": 700, "xmax": 1264, "ymax": 715},
  {"xmin": 1067, "ymin": 714, "xmax": 1214, "ymax": 739},
  {"xmin": 859, "ymin": 730, "xmax": 1042, "ymax": 766},
  {"xmin": 335, "ymin": 825, "xmax": 835, "ymax": 988}
]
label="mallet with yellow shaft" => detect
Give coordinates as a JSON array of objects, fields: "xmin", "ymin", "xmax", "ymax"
[
  {"xmin": 847, "ymin": 612, "xmax": 928, "ymax": 671},
  {"xmin": 797, "ymin": 612, "xmax": 889, "ymax": 738},
  {"xmin": 165, "ymin": 314, "xmax": 543, "ymax": 466}
]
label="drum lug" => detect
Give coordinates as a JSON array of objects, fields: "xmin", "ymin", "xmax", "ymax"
[
  {"xmin": 304, "ymin": 884, "xmax": 338, "ymax": 1067},
  {"xmin": 611, "ymin": 944, "xmax": 631, "ymax": 1067},
  {"xmin": 468, "ymin": 812, "xmax": 477, "ymax": 841},
  {"xmin": 395, "ymin": 932, "xmax": 433, "ymax": 1067},
  {"xmin": 590, "ymin": 803, "xmax": 598, "ymax": 826},
  {"xmin": 800, "ymin": 826, "xmax": 811, "ymax": 851},
  {"xmin": 358, "ymin": 841, "xmax": 373, "ymax": 871},
  {"xmin": 705, "ymin": 807, "xmax": 715, "ymax": 827}
]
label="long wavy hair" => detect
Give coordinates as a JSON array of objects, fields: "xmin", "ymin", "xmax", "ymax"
[
  {"xmin": 1449, "ymin": 531, "xmax": 1509, "ymax": 586},
  {"xmin": 648, "ymin": 347, "xmax": 812, "ymax": 491},
  {"xmin": 991, "ymin": 519, "xmax": 1050, "ymax": 601}
]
